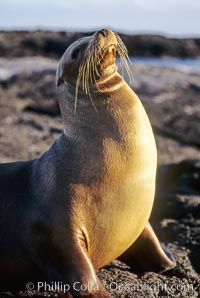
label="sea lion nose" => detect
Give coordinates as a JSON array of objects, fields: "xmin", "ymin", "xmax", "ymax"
[{"xmin": 98, "ymin": 29, "xmax": 110, "ymax": 37}]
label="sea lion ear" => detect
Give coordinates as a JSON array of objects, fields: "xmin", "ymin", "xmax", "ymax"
[{"xmin": 55, "ymin": 67, "xmax": 64, "ymax": 87}]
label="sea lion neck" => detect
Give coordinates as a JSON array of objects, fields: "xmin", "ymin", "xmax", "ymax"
[
  {"xmin": 57, "ymin": 71, "xmax": 124, "ymax": 120},
  {"xmin": 57, "ymin": 82, "xmax": 99, "ymax": 135}
]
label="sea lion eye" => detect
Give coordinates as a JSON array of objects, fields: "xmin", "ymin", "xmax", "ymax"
[{"xmin": 71, "ymin": 48, "xmax": 80, "ymax": 60}]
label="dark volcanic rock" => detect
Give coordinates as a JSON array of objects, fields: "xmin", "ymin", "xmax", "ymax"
[
  {"xmin": 152, "ymin": 160, "xmax": 200, "ymax": 278},
  {"xmin": 153, "ymin": 160, "xmax": 200, "ymax": 221},
  {"xmin": 0, "ymin": 31, "xmax": 200, "ymax": 58},
  {"xmin": 134, "ymin": 66, "xmax": 200, "ymax": 149},
  {"xmin": 121, "ymin": 34, "xmax": 200, "ymax": 57},
  {"xmin": 0, "ymin": 31, "xmax": 91, "ymax": 58}
]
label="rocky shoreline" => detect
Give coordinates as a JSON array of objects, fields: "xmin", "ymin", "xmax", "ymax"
[
  {"xmin": 0, "ymin": 31, "xmax": 200, "ymax": 297},
  {"xmin": 0, "ymin": 30, "xmax": 200, "ymax": 58}
]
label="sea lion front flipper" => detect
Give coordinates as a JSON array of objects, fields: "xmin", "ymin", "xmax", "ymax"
[
  {"xmin": 118, "ymin": 222, "xmax": 176, "ymax": 273},
  {"xmin": 56, "ymin": 239, "xmax": 110, "ymax": 298}
]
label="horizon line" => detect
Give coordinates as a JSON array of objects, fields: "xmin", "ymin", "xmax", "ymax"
[{"xmin": 0, "ymin": 25, "xmax": 200, "ymax": 39}]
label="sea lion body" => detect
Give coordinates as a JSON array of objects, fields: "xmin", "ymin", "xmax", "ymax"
[
  {"xmin": 0, "ymin": 29, "xmax": 175, "ymax": 297},
  {"xmin": 63, "ymin": 82, "xmax": 157, "ymax": 269}
]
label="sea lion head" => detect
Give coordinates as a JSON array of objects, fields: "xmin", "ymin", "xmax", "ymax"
[{"xmin": 56, "ymin": 29, "xmax": 132, "ymax": 109}]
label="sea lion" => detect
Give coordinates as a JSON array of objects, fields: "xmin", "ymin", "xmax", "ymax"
[{"xmin": 0, "ymin": 29, "xmax": 175, "ymax": 297}]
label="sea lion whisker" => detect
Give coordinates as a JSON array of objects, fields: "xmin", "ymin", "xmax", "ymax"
[
  {"xmin": 89, "ymin": 55, "xmax": 95, "ymax": 85},
  {"xmin": 82, "ymin": 60, "xmax": 88, "ymax": 94},
  {"xmin": 99, "ymin": 49, "xmax": 106, "ymax": 61},
  {"xmin": 74, "ymin": 54, "xmax": 93, "ymax": 114},
  {"xmin": 78, "ymin": 52, "xmax": 98, "ymax": 112},
  {"xmin": 78, "ymin": 60, "xmax": 86, "ymax": 90},
  {"xmin": 85, "ymin": 57, "xmax": 92, "ymax": 94},
  {"xmin": 80, "ymin": 48, "xmax": 93, "ymax": 95},
  {"xmin": 111, "ymin": 32, "xmax": 134, "ymax": 83},
  {"xmin": 85, "ymin": 71, "xmax": 90, "ymax": 95},
  {"xmin": 93, "ymin": 47, "xmax": 103, "ymax": 88},
  {"xmin": 74, "ymin": 74, "xmax": 82, "ymax": 114},
  {"xmin": 88, "ymin": 89, "xmax": 98, "ymax": 113},
  {"xmin": 116, "ymin": 36, "xmax": 128, "ymax": 55},
  {"xmin": 86, "ymin": 48, "xmax": 94, "ymax": 86},
  {"xmin": 94, "ymin": 60, "xmax": 100, "ymax": 78},
  {"xmin": 82, "ymin": 47, "xmax": 99, "ymax": 111},
  {"xmin": 119, "ymin": 53, "xmax": 134, "ymax": 84},
  {"xmin": 96, "ymin": 54, "xmax": 101, "ymax": 66},
  {"xmin": 86, "ymin": 49, "xmax": 94, "ymax": 82},
  {"xmin": 93, "ymin": 46, "xmax": 101, "ymax": 79},
  {"xmin": 88, "ymin": 50, "xmax": 94, "ymax": 79},
  {"xmin": 124, "ymin": 53, "xmax": 135, "ymax": 84},
  {"xmin": 91, "ymin": 54, "xmax": 96, "ymax": 83},
  {"xmin": 74, "ymin": 60, "xmax": 87, "ymax": 114},
  {"xmin": 120, "ymin": 57, "xmax": 125, "ymax": 78}
]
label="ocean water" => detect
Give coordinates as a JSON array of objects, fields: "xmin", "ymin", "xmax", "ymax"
[
  {"xmin": 0, "ymin": 57, "xmax": 199, "ymax": 82},
  {"xmin": 131, "ymin": 57, "xmax": 200, "ymax": 73}
]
